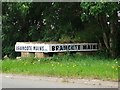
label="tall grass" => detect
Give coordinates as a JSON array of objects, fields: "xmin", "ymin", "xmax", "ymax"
[{"xmin": 1, "ymin": 54, "xmax": 119, "ymax": 81}]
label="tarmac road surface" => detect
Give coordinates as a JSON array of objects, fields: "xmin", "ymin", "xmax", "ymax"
[{"xmin": 1, "ymin": 74, "xmax": 118, "ymax": 88}]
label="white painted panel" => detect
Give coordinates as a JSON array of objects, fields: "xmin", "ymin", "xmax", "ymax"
[{"xmin": 15, "ymin": 42, "xmax": 99, "ymax": 52}]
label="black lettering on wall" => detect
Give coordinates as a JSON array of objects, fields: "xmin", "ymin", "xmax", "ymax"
[
  {"xmin": 74, "ymin": 45, "xmax": 78, "ymax": 50},
  {"xmin": 91, "ymin": 45, "xmax": 93, "ymax": 49},
  {"xmin": 16, "ymin": 43, "xmax": 98, "ymax": 52},
  {"xmin": 68, "ymin": 45, "xmax": 71, "ymax": 50},
  {"xmin": 33, "ymin": 46, "xmax": 44, "ymax": 51},
  {"xmin": 22, "ymin": 46, "xmax": 25, "ymax": 50},
  {"xmin": 56, "ymin": 45, "xmax": 59, "ymax": 51},
  {"xmin": 39, "ymin": 47, "xmax": 42, "ymax": 50},
  {"xmin": 71, "ymin": 45, "xmax": 74, "ymax": 50},
  {"xmin": 78, "ymin": 45, "xmax": 81, "ymax": 50},
  {"xmin": 24, "ymin": 46, "xmax": 26, "ymax": 50},
  {"xmin": 83, "ymin": 45, "xmax": 87, "ymax": 49},
  {"xmin": 63, "ymin": 45, "xmax": 67, "ymax": 50},
  {"xmin": 34, "ymin": 46, "xmax": 38, "ymax": 50},
  {"xmin": 19, "ymin": 46, "xmax": 21, "ymax": 50},
  {"xmin": 27, "ymin": 46, "xmax": 29, "ymax": 50},
  {"xmin": 60, "ymin": 45, "xmax": 63, "ymax": 50},
  {"xmin": 93, "ymin": 45, "xmax": 96, "ymax": 49},
  {"xmin": 33, "ymin": 46, "xmax": 36, "ymax": 50},
  {"xmin": 29, "ymin": 46, "xmax": 32, "ymax": 50},
  {"xmin": 41, "ymin": 46, "xmax": 44, "ymax": 51},
  {"xmin": 52, "ymin": 46, "xmax": 55, "ymax": 51},
  {"xmin": 16, "ymin": 46, "xmax": 19, "ymax": 50},
  {"xmin": 88, "ymin": 45, "xmax": 90, "ymax": 49}
]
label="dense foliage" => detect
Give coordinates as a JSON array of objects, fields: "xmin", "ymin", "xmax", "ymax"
[{"xmin": 2, "ymin": 2, "xmax": 120, "ymax": 58}]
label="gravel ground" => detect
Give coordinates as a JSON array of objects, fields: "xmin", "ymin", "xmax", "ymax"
[{"xmin": 1, "ymin": 73, "xmax": 119, "ymax": 88}]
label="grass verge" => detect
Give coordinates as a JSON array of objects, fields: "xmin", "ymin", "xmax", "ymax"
[{"xmin": 1, "ymin": 54, "xmax": 119, "ymax": 81}]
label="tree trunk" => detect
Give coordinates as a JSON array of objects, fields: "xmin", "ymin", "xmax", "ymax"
[
  {"xmin": 103, "ymin": 32, "xmax": 109, "ymax": 50},
  {"xmin": 109, "ymin": 21, "xmax": 117, "ymax": 58},
  {"xmin": 98, "ymin": 15, "xmax": 110, "ymax": 55}
]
